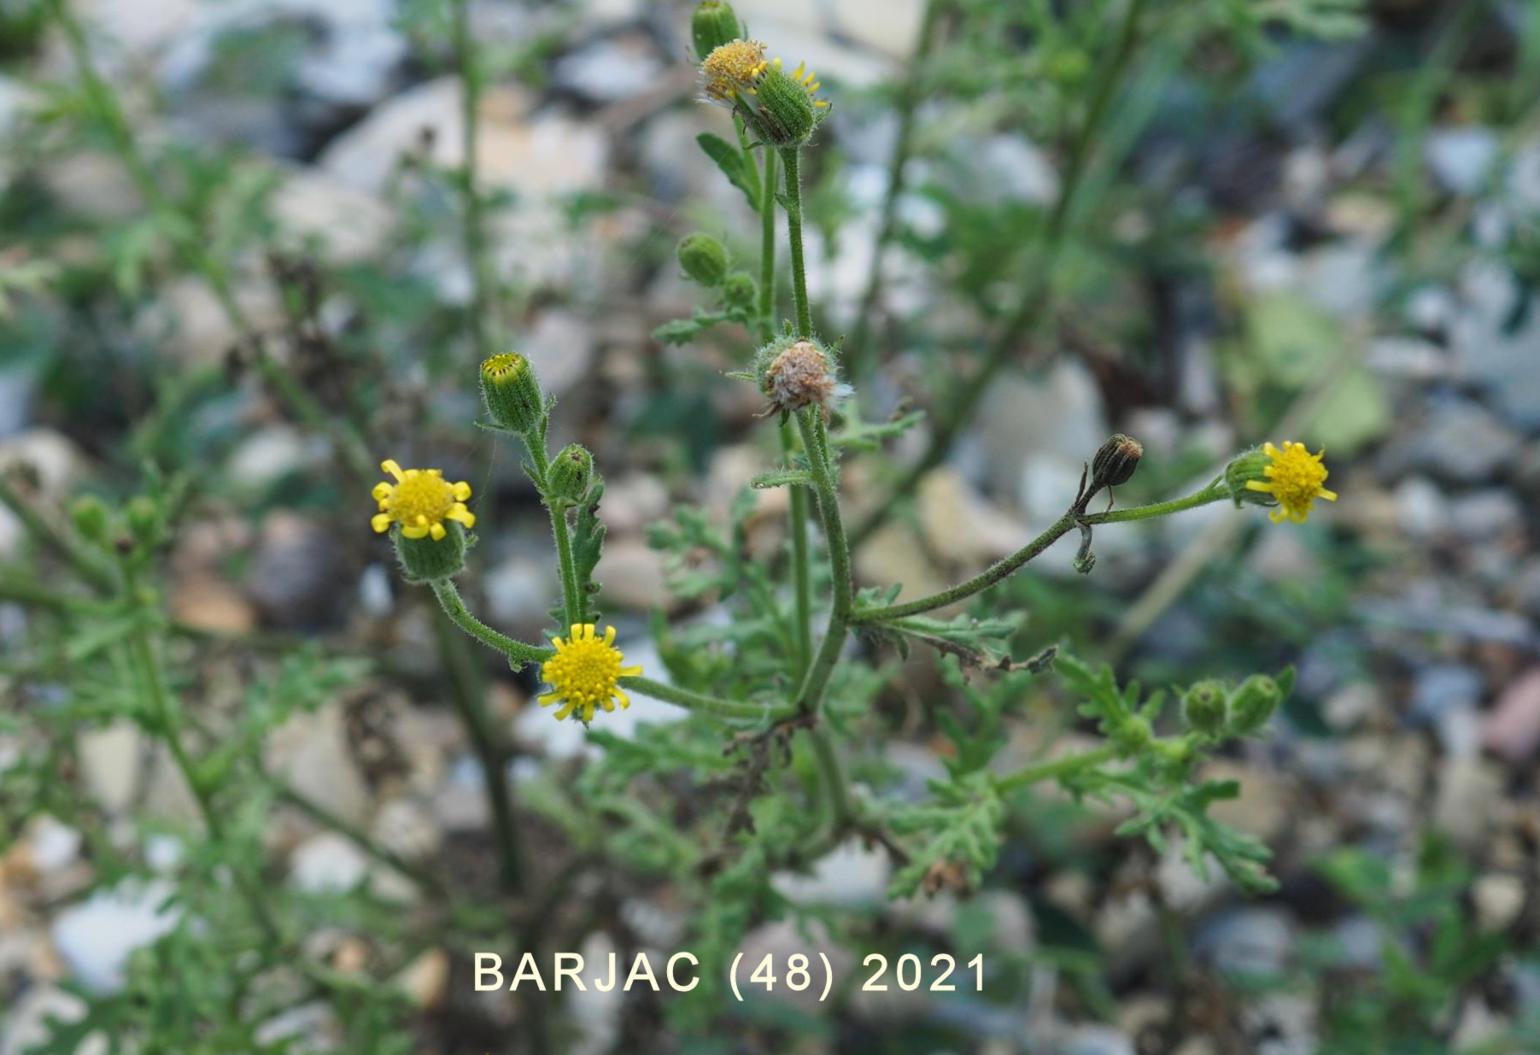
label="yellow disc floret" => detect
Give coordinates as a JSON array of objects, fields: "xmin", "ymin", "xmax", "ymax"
[
  {"xmin": 701, "ymin": 39, "xmax": 768, "ymax": 102},
  {"xmin": 1245, "ymin": 441, "xmax": 1338, "ymax": 523},
  {"xmin": 540, "ymin": 624, "xmax": 643, "ymax": 723},
  {"xmin": 370, "ymin": 459, "xmax": 476, "ymax": 541}
]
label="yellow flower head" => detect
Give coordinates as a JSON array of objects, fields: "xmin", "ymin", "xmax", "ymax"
[
  {"xmin": 701, "ymin": 39, "xmax": 769, "ymax": 103},
  {"xmin": 370, "ymin": 459, "xmax": 475, "ymax": 541},
  {"xmin": 540, "ymin": 624, "xmax": 643, "ymax": 723},
  {"xmin": 1245, "ymin": 441, "xmax": 1337, "ymax": 523}
]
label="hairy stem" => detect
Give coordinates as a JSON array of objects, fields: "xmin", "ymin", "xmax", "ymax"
[
  {"xmin": 994, "ymin": 744, "xmax": 1119, "ymax": 793},
  {"xmin": 426, "ymin": 593, "xmax": 524, "ymax": 893},
  {"xmin": 793, "ymin": 411, "xmax": 853, "ymax": 715},
  {"xmin": 758, "ymin": 148, "xmax": 779, "ymax": 340},
  {"xmin": 121, "ymin": 567, "xmax": 284, "ymax": 947},
  {"xmin": 524, "ymin": 437, "xmax": 582, "ymax": 627},
  {"xmin": 780, "ymin": 147, "xmax": 814, "ymax": 338},
  {"xmin": 621, "ymin": 676, "xmax": 796, "ymax": 722},
  {"xmin": 430, "ymin": 578, "xmax": 551, "ymax": 666},
  {"xmin": 761, "ymin": 148, "xmax": 813, "ymax": 675},
  {"xmin": 853, "ymin": 482, "xmax": 1230, "ymax": 623}
]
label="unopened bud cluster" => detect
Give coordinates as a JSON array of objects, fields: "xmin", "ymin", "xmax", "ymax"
[
  {"xmin": 1181, "ymin": 670, "xmax": 1293, "ymax": 738},
  {"xmin": 695, "ymin": 2, "xmax": 829, "ymax": 148}
]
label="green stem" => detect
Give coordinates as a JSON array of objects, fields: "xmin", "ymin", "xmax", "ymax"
[
  {"xmin": 780, "ymin": 147, "xmax": 813, "ymax": 338},
  {"xmin": 1083, "ymin": 482, "xmax": 1227, "ymax": 525},
  {"xmin": 849, "ymin": 0, "xmax": 1149, "ymax": 549},
  {"xmin": 430, "ymin": 578, "xmax": 550, "ymax": 666},
  {"xmin": 525, "ymin": 438, "xmax": 583, "ymax": 627},
  {"xmin": 426, "ymin": 589, "xmax": 525, "ymax": 894},
  {"xmin": 0, "ymin": 476, "xmax": 119, "ymax": 595},
  {"xmin": 853, "ymin": 482, "xmax": 1229, "ymax": 623},
  {"xmin": 761, "ymin": 147, "xmax": 812, "ymax": 676},
  {"xmin": 621, "ymin": 676, "xmax": 795, "ymax": 722},
  {"xmin": 810, "ymin": 726, "xmax": 852, "ymax": 828},
  {"xmin": 758, "ymin": 148, "xmax": 779, "ymax": 340},
  {"xmin": 122, "ymin": 570, "xmax": 284, "ymax": 947},
  {"xmin": 994, "ymin": 744, "xmax": 1118, "ymax": 793},
  {"xmin": 793, "ymin": 411, "xmax": 853, "ymax": 715}
]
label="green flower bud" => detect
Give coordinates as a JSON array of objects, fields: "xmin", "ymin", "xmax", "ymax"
[
  {"xmin": 1182, "ymin": 679, "xmax": 1228, "ymax": 735},
  {"xmin": 1227, "ymin": 673, "xmax": 1287, "ymax": 736},
  {"xmin": 70, "ymin": 495, "xmax": 112, "ymax": 546},
  {"xmin": 480, "ymin": 353, "xmax": 545, "ymax": 435},
  {"xmin": 721, "ymin": 270, "xmax": 757, "ymax": 309},
  {"xmin": 394, "ymin": 521, "xmax": 467, "ymax": 583},
  {"xmin": 125, "ymin": 496, "xmax": 160, "ymax": 548},
  {"xmin": 547, "ymin": 443, "xmax": 594, "ymax": 504},
  {"xmin": 743, "ymin": 65, "xmax": 817, "ymax": 147},
  {"xmin": 1224, "ymin": 447, "xmax": 1272, "ymax": 508},
  {"xmin": 691, "ymin": 0, "xmax": 743, "ymax": 60},
  {"xmin": 1091, "ymin": 433, "xmax": 1143, "ymax": 490},
  {"xmin": 677, "ymin": 233, "xmax": 729, "ymax": 287}
]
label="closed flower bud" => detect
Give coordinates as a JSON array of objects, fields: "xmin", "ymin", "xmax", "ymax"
[
  {"xmin": 754, "ymin": 335, "xmax": 839, "ymax": 416},
  {"xmin": 394, "ymin": 521, "xmax": 468, "ymax": 582},
  {"xmin": 70, "ymin": 495, "xmax": 112, "ymax": 546},
  {"xmin": 547, "ymin": 443, "xmax": 594, "ymax": 503},
  {"xmin": 125, "ymin": 495, "xmax": 160, "ymax": 548},
  {"xmin": 1227, "ymin": 673, "xmax": 1286, "ymax": 735},
  {"xmin": 1182, "ymin": 679, "xmax": 1228, "ymax": 735},
  {"xmin": 677, "ymin": 233, "xmax": 729, "ymax": 287},
  {"xmin": 691, "ymin": 0, "xmax": 743, "ymax": 59},
  {"xmin": 1091, "ymin": 434, "xmax": 1143, "ymax": 490},
  {"xmin": 1224, "ymin": 447, "xmax": 1271, "ymax": 508},
  {"xmin": 721, "ymin": 270, "xmax": 757, "ymax": 309},
  {"xmin": 480, "ymin": 353, "xmax": 545, "ymax": 435},
  {"xmin": 743, "ymin": 64, "xmax": 817, "ymax": 147}
]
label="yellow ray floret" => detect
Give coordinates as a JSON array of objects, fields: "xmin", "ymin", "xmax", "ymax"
[
  {"xmin": 1245, "ymin": 441, "xmax": 1338, "ymax": 523},
  {"xmin": 539, "ymin": 624, "xmax": 643, "ymax": 723},
  {"xmin": 370, "ymin": 459, "xmax": 476, "ymax": 541}
]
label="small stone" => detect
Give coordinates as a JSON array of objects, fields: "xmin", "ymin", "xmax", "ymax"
[
  {"xmin": 76, "ymin": 722, "xmax": 142, "ymax": 815},
  {"xmin": 1425, "ymin": 126, "xmax": 1499, "ymax": 195},
  {"xmin": 1194, "ymin": 907, "xmax": 1295, "ymax": 976},
  {"xmin": 1384, "ymin": 399, "xmax": 1519, "ymax": 484},
  {"xmin": 552, "ymin": 34, "xmax": 664, "ymax": 103},
  {"xmin": 1481, "ymin": 667, "xmax": 1540, "ymax": 763},
  {"xmin": 246, "ymin": 512, "xmax": 348, "ymax": 628},
  {"xmin": 592, "ymin": 537, "xmax": 668, "ymax": 611},
  {"xmin": 1434, "ymin": 757, "xmax": 1503, "ymax": 849},
  {"xmin": 1472, "ymin": 873, "xmax": 1525, "ymax": 931},
  {"xmin": 265, "ymin": 704, "xmax": 372, "ymax": 825},
  {"xmin": 51, "ymin": 880, "xmax": 181, "ymax": 992},
  {"xmin": 1447, "ymin": 489, "xmax": 1524, "ymax": 542},
  {"xmin": 0, "ymin": 987, "xmax": 99, "ymax": 1055},
  {"xmin": 170, "ymin": 574, "xmax": 257, "ymax": 635},
  {"xmin": 917, "ymin": 469, "xmax": 1028, "ymax": 567},
  {"xmin": 269, "ymin": 166, "xmax": 393, "ymax": 263},
  {"xmin": 1393, "ymin": 476, "xmax": 1448, "ymax": 540},
  {"xmin": 289, "ymin": 832, "xmax": 370, "ymax": 893},
  {"xmin": 1409, "ymin": 664, "xmax": 1483, "ymax": 727},
  {"xmin": 772, "ymin": 839, "xmax": 890, "ymax": 907},
  {"xmin": 394, "ymin": 948, "xmax": 450, "ymax": 1010}
]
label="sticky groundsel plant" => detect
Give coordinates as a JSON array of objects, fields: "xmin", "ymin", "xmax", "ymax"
[
  {"xmin": 358, "ymin": 0, "xmax": 1341, "ymax": 1021},
  {"xmin": 0, "ymin": 0, "xmax": 1372, "ymax": 1047}
]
